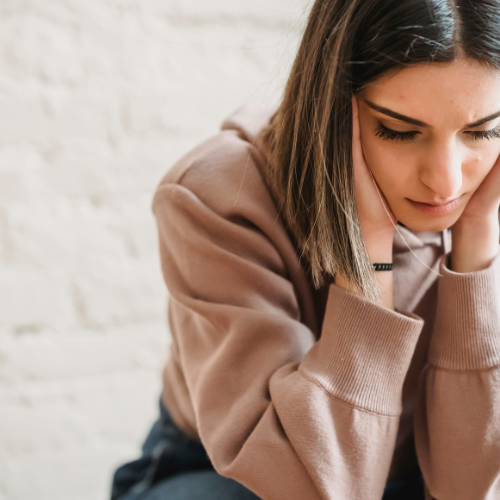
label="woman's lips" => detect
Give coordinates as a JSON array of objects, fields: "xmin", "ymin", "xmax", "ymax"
[{"xmin": 406, "ymin": 196, "xmax": 462, "ymax": 216}]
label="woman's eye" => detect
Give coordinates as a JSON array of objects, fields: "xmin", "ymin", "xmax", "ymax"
[
  {"xmin": 465, "ymin": 127, "xmax": 500, "ymax": 141},
  {"xmin": 374, "ymin": 123, "xmax": 418, "ymax": 142},
  {"xmin": 375, "ymin": 124, "xmax": 500, "ymax": 142}
]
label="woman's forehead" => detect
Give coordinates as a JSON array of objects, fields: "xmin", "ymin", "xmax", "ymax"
[{"xmin": 362, "ymin": 59, "xmax": 500, "ymax": 129}]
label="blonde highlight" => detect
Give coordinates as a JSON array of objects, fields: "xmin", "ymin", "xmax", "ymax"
[{"xmin": 262, "ymin": 0, "xmax": 499, "ymax": 300}]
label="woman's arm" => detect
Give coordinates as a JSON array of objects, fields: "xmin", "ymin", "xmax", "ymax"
[
  {"xmin": 414, "ymin": 252, "xmax": 500, "ymax": 500},
  {"xmin": 414, "ymin": 154, "xmax": 500, "ymax": 500},
  {"xmin": 152, "ymin": 139, "xmax": 424, "ymax": 500}
]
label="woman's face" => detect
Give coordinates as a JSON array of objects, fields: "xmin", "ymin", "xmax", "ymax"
[{"xmin": 357, "ymin": 58, "xmax": 500, "ymax": 232}]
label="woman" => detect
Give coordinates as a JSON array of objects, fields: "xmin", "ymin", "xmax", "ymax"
[{"xmin": 110, "ymin": 0, "xmax": 500, "ymax": 499}]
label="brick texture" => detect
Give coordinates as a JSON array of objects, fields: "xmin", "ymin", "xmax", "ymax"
[{"xmin": 0, "ymin": 1, "xmax": 309, "ymax": 499}]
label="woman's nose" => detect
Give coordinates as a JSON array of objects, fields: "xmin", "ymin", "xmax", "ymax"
[{"xmin": 418, "ymin": 140, "xmax": 463, "ymax": 200}]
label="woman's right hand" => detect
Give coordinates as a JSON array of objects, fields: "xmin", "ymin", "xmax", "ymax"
[
  {"xmin": 334, "ymin": 96, "xmax": 397, "ymax": 309},
  {"xmin": 351, "ymin": 95, "xmax": 397, "ymax": 253}
]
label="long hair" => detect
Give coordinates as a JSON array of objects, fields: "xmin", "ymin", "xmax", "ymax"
[{"xmin": 264, "ymin": 0, "xmax": 500, "ymax": 300}]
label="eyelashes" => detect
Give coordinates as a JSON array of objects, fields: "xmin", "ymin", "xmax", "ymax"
[
  {"xmin": 375, "ymin": 124, "xmax": 417, "ymax": 142},
  {"xmin": 467, "ymin": 128, "xmax": 500, "ymax": 140},
  {"xmin": 374, "ymin": 123, "xmax": 500, "ymax": 142}
]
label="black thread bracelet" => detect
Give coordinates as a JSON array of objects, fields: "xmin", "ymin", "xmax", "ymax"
[{"xmin": 372, "ymin": 263, "xmax": 393, "ymax": 271}]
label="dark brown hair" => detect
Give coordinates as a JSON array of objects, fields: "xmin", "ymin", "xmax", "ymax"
[{"xmin": 264, "ymin": 0, "xmax": 500, "ymax": 300}]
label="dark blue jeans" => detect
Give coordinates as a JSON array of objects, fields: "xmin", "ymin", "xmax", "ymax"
[{"xmin": 110, "ymin": 396, "xmax": 425, "ymax": 500}]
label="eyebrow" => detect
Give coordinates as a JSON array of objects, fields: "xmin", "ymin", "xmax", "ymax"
[{"xmin": 364, "ymin": 99, "xmax": 500, "ymax": 129}]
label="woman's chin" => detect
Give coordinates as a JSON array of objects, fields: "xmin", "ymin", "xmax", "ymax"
[{"xmin": 395, "ymin": 212, "xmax": 459, "ymax": 233}]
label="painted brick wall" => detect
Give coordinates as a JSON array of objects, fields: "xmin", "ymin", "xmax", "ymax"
[{"xmin": 0, "ymin": 1, "xmax": 310, "ymax": 499}]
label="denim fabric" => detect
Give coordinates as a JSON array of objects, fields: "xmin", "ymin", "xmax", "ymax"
[
  {"xmin": 382, "ymin": 467, "xmax": 425, "ymax": 500},
  {"xmin": 110, "ymin": 396, "xmax": 260, "ymax": 500},
  {"xmin": 110, "ymin": 395, "xmax": 424, "ymax": 500}
]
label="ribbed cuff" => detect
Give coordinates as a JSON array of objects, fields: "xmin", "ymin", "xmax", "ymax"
[
  {"xmin": 300, "ymin": 284, "xmax": 423, "ymax": 416},
  {"xmin": 428, "ymin": 250, "xmax": 500, "ymax": 371}
]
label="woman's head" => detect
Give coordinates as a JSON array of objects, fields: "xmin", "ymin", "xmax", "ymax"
[
  {"xmin": 358, "ymin": 59, "xmax": 500, "ymax": 234},
  {"xmin": 265, "ymin": 0, "xmax": 500, "ymax": 298}
]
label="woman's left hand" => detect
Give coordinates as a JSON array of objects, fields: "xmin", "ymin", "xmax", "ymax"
[{"xmin": 451, "ymin": 154, "xmax": 500, "ymax": 273}]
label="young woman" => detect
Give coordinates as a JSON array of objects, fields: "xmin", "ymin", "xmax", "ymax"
[{"xmin": 110, "ymin": 0, "xmax": 500, "ymax": 499}]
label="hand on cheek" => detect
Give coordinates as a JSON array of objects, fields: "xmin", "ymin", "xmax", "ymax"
[
  {"xmin": 334, "ymin": 96, "xmax": 397, "ymax": 309},
  {"xmin": 451, "ymin": 153, "xmax": 500, "ymax": 273}
]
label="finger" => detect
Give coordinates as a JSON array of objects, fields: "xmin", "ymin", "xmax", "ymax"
[
  {"xmin": 478, "ymin": 153, "xmax": 500, "ymax": 207},
  {"xmin": 352, "ymin": 95, "xmax": 398, "ymax": 224},
  {"xmin": 466, "ymin": 153, "xmax": 500, "ymax": 220},
  {"xmin": 352, "ymin": 96, "xmax": 381, "ymax": 190}
]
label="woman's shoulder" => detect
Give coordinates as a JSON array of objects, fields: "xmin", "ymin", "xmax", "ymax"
[{"xmin": 151, "ymin": 101, "xmax": 279, "ymax": 219}]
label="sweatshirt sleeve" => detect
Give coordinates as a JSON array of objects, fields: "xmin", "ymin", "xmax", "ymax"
[
  {"xmin": 152, "ymin": 182, "xmax": 424, "ymax": 500},
  {"xmin": 414, "ymin": 250, "xmax": 500, "ymax": 500}
]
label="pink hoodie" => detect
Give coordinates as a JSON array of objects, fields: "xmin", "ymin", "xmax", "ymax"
[{"xmin": 151, "ymin": 102, "xmax": 500, "ymax": 500}]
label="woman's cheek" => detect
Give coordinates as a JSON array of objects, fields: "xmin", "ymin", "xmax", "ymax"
[
  {"xmin": 465, "ymin": 147, "xmax": 500, "ymax": 190},
  {"xmin": 360, "ymin": 131, "xmax": 419, "ymax": 196},
  {"xmin": 360, "ymin": 135, "xmax": 387, "ymax": 173},
  {"xmin": 364, "ymin": 143, "xmax": 408, "ymax": 189}
]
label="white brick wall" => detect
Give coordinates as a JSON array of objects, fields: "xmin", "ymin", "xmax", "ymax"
[{"xmin": 0, "ymin": 1, "xmax": 310, "ymax": 499}]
